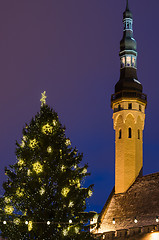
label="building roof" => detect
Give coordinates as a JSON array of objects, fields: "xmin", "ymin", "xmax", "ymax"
[{"xmin": 97, "ymin": 172, "xmax": 159, "ymax": 233}]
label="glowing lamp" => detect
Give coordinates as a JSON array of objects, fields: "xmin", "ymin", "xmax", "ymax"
[
  {"xmin": 134, "ymin": 217, "xmax": 138, "ymax": 223},
  {"xmin": 113, "ymin": 218, "xmax": 115, "ymax": 224},
  {"xmin": 3, "ymin": 221, "xmax": 6, "ymax": 224},
  {"xmin": 47, "ymin": 221, "xmax": 50, "ymax": 225},
  {"xmin": 156, "ymin": 216, "xmax": 159, "ymax": 223}
]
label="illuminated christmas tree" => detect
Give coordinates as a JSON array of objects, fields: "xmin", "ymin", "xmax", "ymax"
[{"xmin": 0, "ymin": 92, "xmax": 96, "ymax": 240}]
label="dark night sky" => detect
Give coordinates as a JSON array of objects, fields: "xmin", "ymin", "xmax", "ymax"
[{"xmin": 0, "ymin": 0, "xmax": 159, "ymax": 213}]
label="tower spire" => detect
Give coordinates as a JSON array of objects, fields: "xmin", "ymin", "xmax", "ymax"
[
  {"xmin": 126, "ymin": 0, "xmax": 129, "ymax": 11},
  {"xmin": 114, "ymin": 0, "xmax": 143, "ymax": 94}
]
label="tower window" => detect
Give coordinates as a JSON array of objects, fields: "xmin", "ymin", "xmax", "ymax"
[
  {"xmin": 126, "ymin": 56, "xmax": 131, "ymax": 66},
  {"xmin": 138, "ymin": 129, "xmax": 140, "ymax": 139},
  {"xmin": 128, "ymin": 103, "xmax": 132, "ymax": 109},
  {"xmin": 124, "ymin": 19, "xmax": 133, "ymax": 31},
  {"xmin": 119, "ymin": 129, "xmax": 122, "ymax": 139},
  {"xmin": 139, "ymin": 105, "xmax": 141, "ymax": 111},
  {"xmin": 128, "ymin": 128, "xmax": 132, "ymax": 138},
  {"xmin": 118, "ymin": 104, "xmax": 121, "ymax": 111},
  {"xmin": 121, "ymin": 57, "xmax": 125, "ymax": 68},
  {"xmin": 132, "ymin": 57, "xmax": 136, "ymax": 67}
]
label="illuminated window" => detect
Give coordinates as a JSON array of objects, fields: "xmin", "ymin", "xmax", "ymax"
[
  {"xmin": 128, "ymin": 103, "xmax": 132, "ymax": 109},
  {"xmin": 124, "ymin": 19, "xmax": 133, "ymax": 31},
  {"xmin": 121, "ymin": 57, "xmax": 125, "ymax": 68},
  {"xmin": 138, "ymin": 130, "xmax": 140, "ymax": 139},
  {"xmin": 126, "ymin": 56, "xmax": 131, "ymax": 66},
  {"xmin": 128, "ymin": 128, "xmax": 132, "ymax": 138},
  {"xmin": 119, "ymin": 129, "xmax": 122, "ymax": 139},
  {"xmin": 132, "ymin": 57, "xmax": 136, "ymax": 67},
  {"xmin": 126, "ymin": 22, "xmax": 129, "ymax": 29}
]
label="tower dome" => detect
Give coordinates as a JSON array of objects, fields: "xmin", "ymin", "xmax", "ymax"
[{"xmin": 111, "ymin": 0, "xmax": 147, "ymax": 103}]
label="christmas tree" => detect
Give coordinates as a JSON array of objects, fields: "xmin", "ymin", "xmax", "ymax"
[{"xmin": 0, "ymin": 92, "xmax": 96, "ymax": 240}]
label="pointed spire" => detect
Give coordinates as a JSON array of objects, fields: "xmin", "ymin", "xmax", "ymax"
[
  {"xmin": 126, "ymin": 0, "xmax": 129, "ymax": 11},
  {"xmin": 123, "ymin": 0, "xmax": 132, "ymax": 19}
]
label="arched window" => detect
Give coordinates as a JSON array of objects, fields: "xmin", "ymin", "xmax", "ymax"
[
  {"xmin": 132, "ymin": 57, "xmax": 136, "ymax": 67},
  {"xmin": 139, "ymin": 105, "xmax": 141, "ymax": 111},
  {"xmin": 138, "ymin": 129, "xmax": 140, "ymax": 139},
  {"xmin": 128, "ymin": 128, "xmax": 132, "ymax": 138},
  {"xmin": 118, "ymin": 104, "xmax": 121, "ymax": 111},
  {"xmin": 128, "ymin": 103, "xmax": 132, "ymax": 109},
  {"xmin": 121, "ymin": 57, "xmax": 125, "ymax": 68},
  {"xmin": 126, "ymin": 56, "xmax": 131, "ymax": 67},
  {"xmin": 119, "ymin": 129, "xmax": 122, "ymax": 139},
  {"xmin": 124, "ymin": 19, "xmax": 133, "ymax": 31}
]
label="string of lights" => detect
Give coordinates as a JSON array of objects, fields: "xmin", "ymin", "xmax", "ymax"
[{"xmin": 1, "ymin": 220, "xmax": 94, "ymax": 225}]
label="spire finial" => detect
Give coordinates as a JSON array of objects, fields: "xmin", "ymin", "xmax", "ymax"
[{"xmin": 126, "ymin": 0, "xmax": 129, "ymax": 11}]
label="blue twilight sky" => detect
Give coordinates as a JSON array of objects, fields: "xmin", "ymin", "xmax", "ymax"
[{"xmin": 0, "ymin": 0, "xmax": 159, "ymax": 213}]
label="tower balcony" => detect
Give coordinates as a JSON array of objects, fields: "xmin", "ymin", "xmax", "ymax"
[{"xmin": 111, "ymin": 90, "xmax": 147, "ymax": 107}]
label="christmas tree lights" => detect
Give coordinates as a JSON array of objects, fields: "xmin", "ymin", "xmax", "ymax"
[
  {"xmin": 29, "ymin": 139, "xmax": 38, "ymax": 149},
  {"xmin": 0, "ymin": 92, "xmax": 96, "ymax": 240},
  {"xmin": 61, "ymin": 187, "xmax": 70, "ymax": 197},
  {"xmin": 32, "ymin": 161, "xmax": 43, "ymax": 174}
]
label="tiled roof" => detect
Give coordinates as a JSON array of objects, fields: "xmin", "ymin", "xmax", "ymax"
[{"xmin": 98, "ymin": 172, "xmax": 159, "ymax": 233}]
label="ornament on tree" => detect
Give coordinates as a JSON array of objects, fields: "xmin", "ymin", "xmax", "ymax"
[
  {"xmin": 33, "ymin": 162, "xmax": 43, "ymax": 174},
  {"xmin": 23, "ymin": 136, "xmax": 27, "ymax": 141},
  {"xmin": 82, "ymin": 168, "xmax": 87, "ymax": 174},
  {"xmin": 16, "ymin": 187, "xmax": 24, "ymax": 197},
  {"xmin": 18, "ymin": 159, "xmax": 24, "ymax": 166},
  {"xmin": 28, "ymin": 221, "xmax": 33, "ymax": 231},
  {"xmin": 4, "ymin": 197, "xmax": 11, "ymax": 204},
  {"xmin": 60, "ymin": 149, "xmax": 62, "ymax": 159},
  {"xmin": 13, "ymin": 218, "xmax": 20, "ymax": 225},
  {"xmin": 61, "ymin": 165, "xmax": 66, "ymax": 172},
  {"xmin": 73, "ymin": 165, "xmax": 77, "ymax": 169},
  {"xmin": 42, "ymin": 123, "xmax": 53, "ymax": 135},
  {"xmin": 4, "ymin": 205, "xmax": 14, "ymax": 214},
  {"xmin": 29, "ymin": 139, "xmax": 38, "ymax": 149},
  {"xmin": 61, "ymin": 187, "xmax": 70, "ymax": 197},
  {"xmin": 68, "ymin": 201, "xmax": 74, "ymax": 208},
  {"xmin": 53, "ymin": 119, "xmax": 57, "ymax": 126},
  {"xmin": 39, "ymin": 187, "xmax": 45, "ymax": 195},
  {"xmin": 27, "ymin": 169, "xmax": 31, "ymax": 176},
  {"xmin": 69, "ymin": 178, "xmax": 81, "ymax": 188},
  {"xmin": 20, "ymin": 140, "xmax": 25, "ymax": 148},
  {"xmin": 65, "ymin": 139, "xmax": 71, "ymax": 146},
  {"xmin": 63, "ymin": 228, "xmax": 69, "ymax": 236},
  {"xmin": 88, "ymin": 189, "xmax": 93, "ymax": 197},
  {"xmin": 74, "ymin": 226, "xmax": 80, "ymax": 234},
  {"xmin": 47, "ymin": 146, "xmax": 52, "ymax": 153}
]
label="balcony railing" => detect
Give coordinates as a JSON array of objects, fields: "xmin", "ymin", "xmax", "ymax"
[{"xmin": 111, "ymin": 91, "xmax": 147, "ymax": 103}]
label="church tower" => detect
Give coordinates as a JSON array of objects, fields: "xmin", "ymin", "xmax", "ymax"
[{"xmin": 111, "ymin": 0, "xmax": 147, "ymax": 194}]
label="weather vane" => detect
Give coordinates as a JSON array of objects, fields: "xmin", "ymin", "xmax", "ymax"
[{"xmin": 40, "ymin": 91, "xmax": 47, "ymax": 106}]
